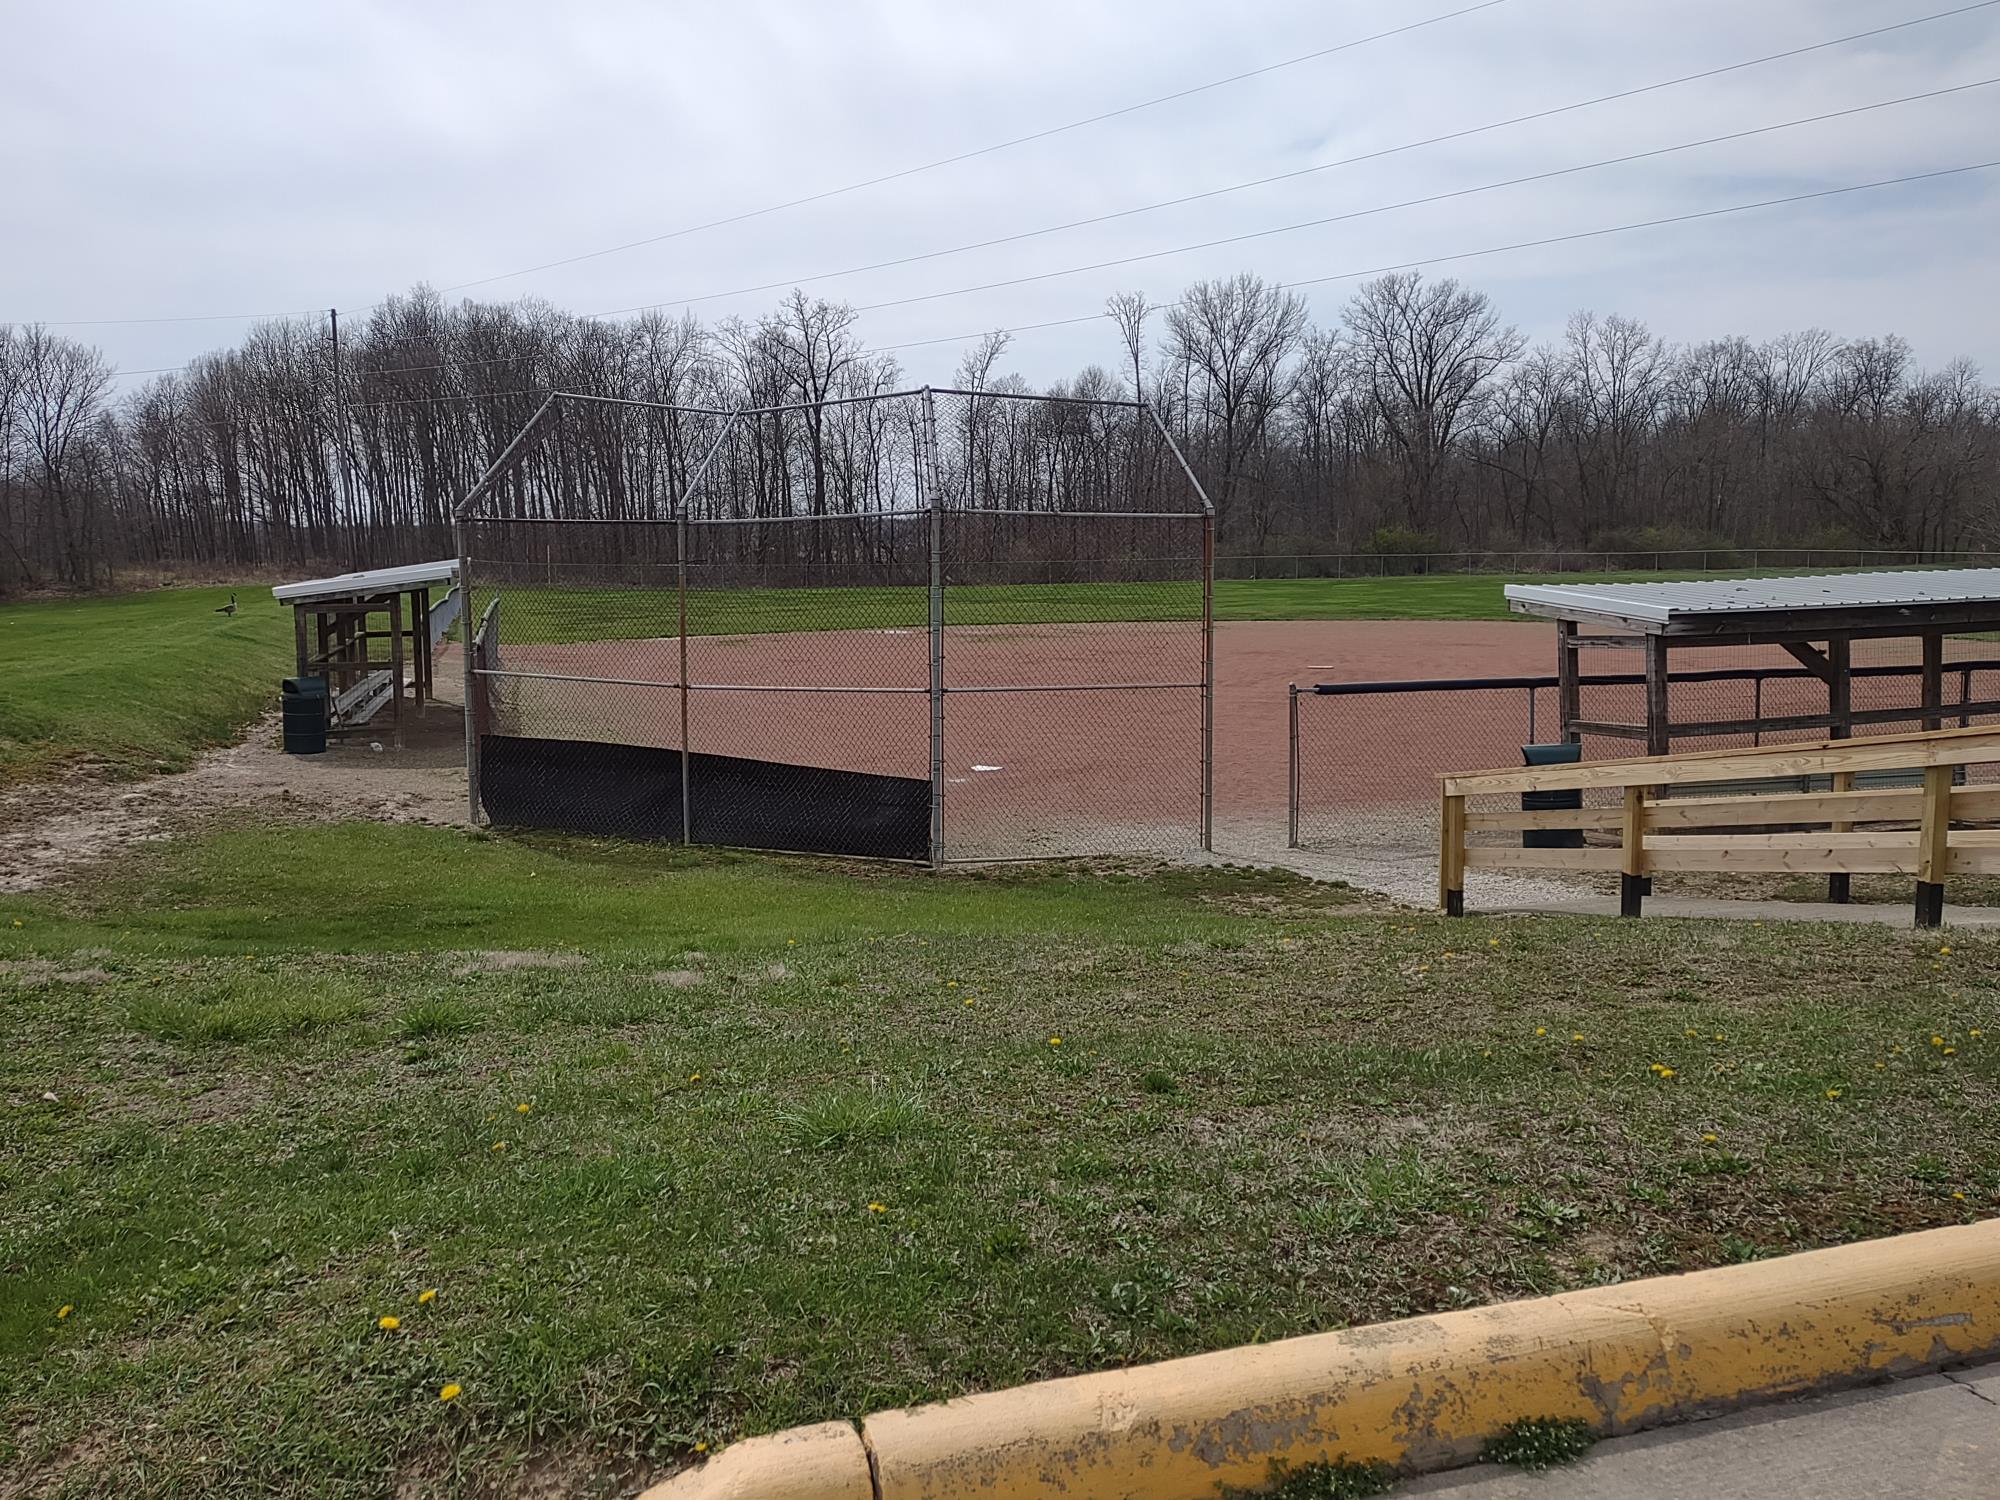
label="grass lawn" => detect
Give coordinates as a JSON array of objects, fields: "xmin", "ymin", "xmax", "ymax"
[
  {"xmin": 3, "ymin": 822, "xmax": 1997, "ymax": 1496},
  {"xmin": 0, "ymin": 588, "xmax": 293, "ymax": 786}
]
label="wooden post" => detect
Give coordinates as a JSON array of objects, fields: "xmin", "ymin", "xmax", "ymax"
[
  {"xmin": 1915, "ymin": 762, "xmax": 1951, "ymax": 928},
  {"xmin": 1557, "ymin": 621, "xmax": 1581, "ymax": 744},
  {"xmin": 1922, "ymin": 632, "xmax": 1945, "ymax": 732},
  {"xmin": 1644, "ymin": 635, "xmax": 1670, "ymax": 757},
  {"xmin": 1620, "ymin": 784, "xmax": 1647, "ymax": 918},
  {"xmin": 292, "ymin": 604, "xmax": 309, "ymax": 680},
  {"xmin": 1440, "ymin": 792, "xmax": 1466, "ymax": 916},
  {"xmin": 1827, "ymin": 637, "xmax": 1852, "ymax": 904},
  {"xmin": 388, "ymin": 594, "xmax": 406, "ymax": 750}
]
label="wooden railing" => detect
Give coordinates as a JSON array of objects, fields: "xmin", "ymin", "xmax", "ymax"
[{"xmin": 1439, "ymin": 725, "xmax": 2000, "ymax": 927}]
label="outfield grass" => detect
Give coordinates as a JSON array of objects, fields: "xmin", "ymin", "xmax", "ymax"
[
  {"xmin": 3, "ymin": 822, "xmax": 1995, "ymax": 1496},
  {"xmin": 0, "ymin": 587, "xmax": 293, "ymax": 785}
]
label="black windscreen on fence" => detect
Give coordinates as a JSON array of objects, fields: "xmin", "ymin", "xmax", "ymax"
[{"xmin": 477, "ymin": 735, "xmax": 932, "ymax": 860}]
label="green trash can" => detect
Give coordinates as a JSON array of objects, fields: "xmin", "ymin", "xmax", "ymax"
[
  {"xmin": 1521, "ymin": 742, "xmax": 1583, "ymax": 849},
  {"xmin": 281, "ymin": 676, "xmax": 329, "ymax": 755}
]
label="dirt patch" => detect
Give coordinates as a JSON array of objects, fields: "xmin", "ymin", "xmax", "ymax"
[
  {"xmin": 0, "ymin": 697, "xmax": 469, "ymax": 892},
  {"xmin": 0, "ymin": 959, "xmax": 114, "ymax": 986},
  {"xmin": 453, "ymin": 950, "xmax": 589, "ymax": 976}
]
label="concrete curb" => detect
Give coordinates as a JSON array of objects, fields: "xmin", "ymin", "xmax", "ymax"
[{"xmin": 642, "ymin": 1221, "xmax": 2000, "ymax": 1500}]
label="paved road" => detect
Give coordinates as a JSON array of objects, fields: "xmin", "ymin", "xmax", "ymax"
[{"xmin": 1406, "ymin": 1364, "xmax": 2000, "ymax": 1498}]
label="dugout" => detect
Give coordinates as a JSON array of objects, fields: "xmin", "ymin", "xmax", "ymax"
[{"xmin": 271, "ymin": 560, "xmax": 462, "ymax": 749}]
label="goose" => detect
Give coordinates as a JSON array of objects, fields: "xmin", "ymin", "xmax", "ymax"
[{"xmin": 215, "ymin": 593, "xmax": 237, "ymax": 616}]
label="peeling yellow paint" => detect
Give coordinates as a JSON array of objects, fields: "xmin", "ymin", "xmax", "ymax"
[{"xmin": 645, "ymin": 1221, "xmax": 2000, "ymax": 1500}]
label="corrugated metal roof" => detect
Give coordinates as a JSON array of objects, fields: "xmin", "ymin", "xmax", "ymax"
[
  {"xmin": 272, "ymin": 558, "xmax": 459, "ymax": 604},
  {"xmin": 1504, "ymin": 568, "xmax": 2000, "ymax": 627}
]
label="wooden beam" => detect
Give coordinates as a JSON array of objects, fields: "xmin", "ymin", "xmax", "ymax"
[
  {"xmin": 1568, "ymin": 720, "xmax": 1651, "ymax": 740},
  {"xmin": 1646, "ymin": 846, "xmax": 1920, "ymax": 875},
  {"xmin": 1466, "ymin": 806, "xmax": 1624, "ymax": 833},
  {"xmin": 1644, "ymin": 636, "xmax": 1670, "ymax": 757},
  {"xmin": 1923, "ymin": 633, "xmax": 1945, "ymax": 733},
  {"xmin": 1568, "ymin": 635, "xmax": 1648, "ymax": 650},
  {"xmin": 1826, "ymin": 638, "xmax": 1852, "ymax": 904},
  {"xmin": 1916, "ymin": 762, "xmax": 1952, "ymax": 927},
  {"xmin": 1782, "ymin": 640, "xmax": 1835, "ymax": 682},
  {"xmin": 1620, "ymin": 785, "xmax": 1647, "ymax": 916},
  {"xmin": 1557, "ymin": 621, "xmax": 1580, "ymax": 745},
  {"xmin": 1440, "ymin": 793, "xmax": 1467, "ymax": 914},
  {"xmin": 389, "ymin": 593, "xmax": 406, "ymax": 751},
  {"xmin": 1443, "ymin": 725, "xmax": 2000, "ymax": 797}
]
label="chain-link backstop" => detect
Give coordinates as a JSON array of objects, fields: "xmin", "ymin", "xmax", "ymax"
[{"xmin": 452, "ymin": 388, "xmax": 1213, "ymax": 864}]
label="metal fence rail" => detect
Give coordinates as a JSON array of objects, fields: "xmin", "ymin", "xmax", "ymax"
[
  {"xmin": 1289, "ymin": 655, "xmax": 2000, "ymax": 853},
  {"xmin": 452, "ymin": 387, "xmax": 1215, "ymax": 865},
  {"xmin": 1219, "ymin": 547, "xmax": 2000, "ymax": 581}
]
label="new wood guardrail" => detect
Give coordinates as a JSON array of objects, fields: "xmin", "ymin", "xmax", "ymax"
[{"xmin": 1439, "ymin": 725, "xmax": 2000, "ymax": 927}]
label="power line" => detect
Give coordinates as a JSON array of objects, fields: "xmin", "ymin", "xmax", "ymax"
[
  {"xmin": 871, "ymin": 160, "xmax": 2000, "ymax": 353},
  {"xmin": 428, "ymin": 0, "xmax": 1515, "ymax": 299},
  {"xmin": 586, "ymin": 4, "xmax": 2000, "ymax": 319},
  {"xmin": 833, "ymin": 80, "xmax": 1997, "ymax": 315},
  {"xmin": 134, "ymin": 158, "xmax": 1999, "ymax": 406}
]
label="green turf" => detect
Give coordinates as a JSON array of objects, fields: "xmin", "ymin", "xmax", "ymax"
[
  {"xmin": 0, "ymin": 587, "xmax": 293, "ymax": 785},
  {"xmin": 3, "ymin": 822, "xmax": 1996, "ymax": 1496}
]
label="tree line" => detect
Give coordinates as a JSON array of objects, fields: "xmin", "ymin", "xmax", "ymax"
[{"xmin": 3, "ymin": 271, "xmax": 1995, "ymax": 595}]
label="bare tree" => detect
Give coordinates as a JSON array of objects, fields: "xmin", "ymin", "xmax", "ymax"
[
  {"xmin": 1104, "ymin": 291, "xmax": 1150, "ymax": 402},
  {"xmin": 1164, "ymin": 274, "xmax": 1307, "ymax": 537},
  {"xmin": 1342, "ymin": 272, "xmax": 1523, "ymax": 534}
]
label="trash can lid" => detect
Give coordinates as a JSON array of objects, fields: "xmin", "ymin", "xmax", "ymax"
[{"xmin": 282, "ymin": 676, "xmax": 329, "ymax": 696}]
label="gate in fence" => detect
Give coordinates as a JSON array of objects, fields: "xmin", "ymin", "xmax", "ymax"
[{"xmin": 453, "ymin": 387, "xmax": 1214, "ymax": 864}]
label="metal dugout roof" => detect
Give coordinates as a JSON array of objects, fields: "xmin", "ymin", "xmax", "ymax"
[
  {"xmin": 272, "ymin": 559, "xmax": 459, "ymax": 606},
  {"xmin": 1505, "ymin": 568, "xmax": 2000, "ymax": 637}
]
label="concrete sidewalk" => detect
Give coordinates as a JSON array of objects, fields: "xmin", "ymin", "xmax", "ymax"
[{"xmin": 1406, "ymin": 1365, "xmax": 2000, "ymax": 1497}]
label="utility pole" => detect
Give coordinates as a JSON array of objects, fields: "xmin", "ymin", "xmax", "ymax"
[{"xmin": 329, "ymin": 308, "xmax": 359, "ymax": 567}]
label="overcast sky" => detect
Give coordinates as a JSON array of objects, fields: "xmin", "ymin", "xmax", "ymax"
[{"xmin": 5, "ymin": 0, "xmax": 1997, "ymax": 392}]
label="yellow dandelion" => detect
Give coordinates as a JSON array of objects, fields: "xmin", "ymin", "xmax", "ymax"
[
  {"xmin": 963, "ymin": 998, "xmax": 974, "ymax": 1007},
  {"xmin": 1940, "ymin": 945, "xmax": 1953, "ymax": 956},
  {"xmin": 378, "ymin": 1315, "xmax": 401, "ymax": 1331},
  {"xmin": 1535, "ymin": 1026, "xmax": 1547, "ymax": 1038},
  {"xmin": 56, "ymin": 1304, "xmax": 72, "ymax": 1320},
  {"xmin": 1944, "ymin": 1047, "xmax": 1958, "ymax": 1057},
  {"xmin": 1488, "ymin": 938, "xmax": 1499, "ymax": 947},
  {"xmin": 1825, "ymin": 1087, "xmax": 1843, "ymax": 1100},
  {"xmin": 1701, "ymin": 1133, "xmax": 1718, "ymax": 1144},
  {"xmin": 1048, "ymin": 1036, "xmax": 1062, "ymax": 1047},
  {"xmin": 946, "ymin": 980, "xmax": 958, "ymax": 988},
  {"xmin": 491, "ymin": 1140, "xmax": 507, "ymax": 1152},
  {"xmin": 1932, "ymin": 1035, "xmax": 1946, "ymax": 1047},
  {"xmin": 1953, "ymin": 1191, "xmax": 1968, "ymax": 1202},
  {"xmin": 695, "ymin": 1441, "xmax": 710, "ymax": 1453},
  {"xmin": 688, "ymin": 1072, "xmax": 701, "ymax": 1083},
  {"xmin": 1875, "ymin": 1062, "xmax": 1886, "ymax": 1070},
  {"xmin": 1713, "ymin": 1033, "xmax": 1724, "ymax": 1042},
  {"xmin": 1482, "ymin": 1049, "xmax": 1493, "ymax": 1058},
  {"xmin": 1571, "ymin": 1032, "xmax": 1584, "ymax": 1043},
  {"xmin": 1658, "ymin": 1066, "xmax": 1676, "ymax": 1080},
  {"xmin": 867, "ymin": 1201, "xmax": 886, "ymax": 1214},
  {"xmin": 1973, "ymin": 1030, "xmax": 1985, "ymax": 1040},
  {"xmin": 439, "ymin": 1383, "xmax": 462, "ymax": 1402},
  {"xmin": 1685, "ymin": 1028, "xmax": 1698, "ymax": 1038},
  {"xmin": 10, "ymin": 919, "xmax": 21, "ymax": 928},
  {"xmin": 418, "ymin": 1289, "xmax": 437, "ymax": 1305},
  {"xmin": 787, "ymin": 939, "xmax": 796, "ymax": 946},
  {"xmin": 515, "ymin": 1102, "xmax": 532, "ymax": 1114}
]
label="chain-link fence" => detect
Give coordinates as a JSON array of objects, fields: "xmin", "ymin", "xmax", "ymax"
[
  {"xmin": 1291, "ymin": 646, "xmax": 2000, "ymax": 855},
  {"xmin": 453, "ymin": 388, "xmax": 1213, "ymax": 863}
]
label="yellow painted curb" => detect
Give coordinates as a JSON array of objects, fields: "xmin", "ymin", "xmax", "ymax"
[{"xmin": 646, "ymin": 1221, "xmax": 2000, "ymax": 1500}]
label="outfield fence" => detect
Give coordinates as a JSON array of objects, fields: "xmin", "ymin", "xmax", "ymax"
[
  {"xmin": 454, "ymin": 388, "xmax": 1214, "ymax": 864},
  {"xmin": 1220, "ymin": 547, "xmax": 2000, "ymax": 581}
]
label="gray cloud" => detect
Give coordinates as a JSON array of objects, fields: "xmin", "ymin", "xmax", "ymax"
[{"xmin": 4, "ymin": 0, "xmax": 1995, "ymax": 388}]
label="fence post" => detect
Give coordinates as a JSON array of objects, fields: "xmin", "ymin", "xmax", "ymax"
[
  {"xmin": 1287, "ymin": 684, "xmax": 1300, "ymax": 849},
  {"xmin": 1201, "ymin": 510, "xmax": 1215, "ymax": 853},
  {"xmin": 1915, "ymin": 763, "xmax": 1950, "ymax": 927},
  {"xmin": 1439, "ymin": 790, "xmax": 1466, "ymax": 916},
  {"xmin": 677, "ymin": 508, "xmax": 692, "ymax": 846},
  {"xmin": 1620, "ymin": 785, "xmax": 1647, "ymax": 918},
  {"xmin": 921, "ymin": 386, "xmax": 946, "ymax": 870},
  {"xmin": 453, "ymin": 517, "xmax": 482, "ymax": 828}
]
